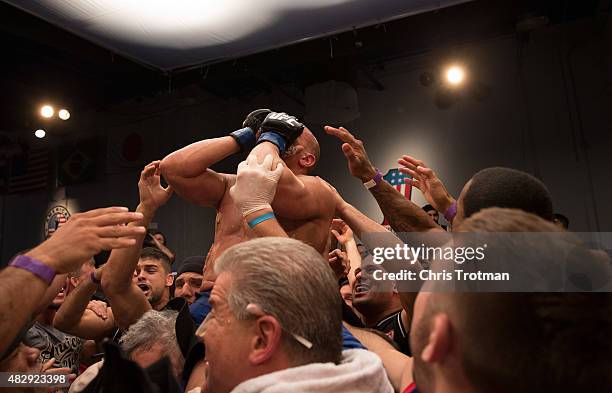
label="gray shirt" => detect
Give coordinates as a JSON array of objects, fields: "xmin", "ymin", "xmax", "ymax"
[{"xmin": 25, "ymin": 322, "xmax": 84, "ymax": 374}]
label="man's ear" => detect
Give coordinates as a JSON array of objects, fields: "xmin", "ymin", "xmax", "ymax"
[
  {"xmin": 420, "ymin": 313, "xmax": 452, "ymax": 364},
  {"xmin": 165, "ymin": 273, "xmax": 174, "ymax": 288},
  {"xmin": 248, "ymin": 316, "xmax": 283, "ymax": 366},
  {"xmin": 299, "ymin": 152, "xmax": 316, "ymax": 169}
]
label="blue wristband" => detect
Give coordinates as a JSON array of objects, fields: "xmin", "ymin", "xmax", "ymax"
[
  {"xmin": 229, "ymin": 127, "xmax": 257, "ymax": 152},
  {"xmin": 248, "ymin": 212, "xmax": 276, "ymax": 228},
  {"xmin": 257, "ymin": 132, "xmax": 287, "ymax": 154}
]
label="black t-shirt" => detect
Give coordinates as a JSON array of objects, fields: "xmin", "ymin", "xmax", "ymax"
[{"xmin": 375, "ymin": 311, "xmax": 411, "ymax": 356}]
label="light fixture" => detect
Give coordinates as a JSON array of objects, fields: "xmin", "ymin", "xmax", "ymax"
[
  {"xmin": 41, "ymin": 105, "xmax": 54, "ymax": 118},
  {"xmin": 446, "ymin": 66, "xmax": 465, "ymax": 85},
  {"xmin": 58, "ymin": 109, "xmax": 70, "ymax": 120},
  {"xmin": 35, "ymin": 129, "xmax": 46, "ymax": 138}
]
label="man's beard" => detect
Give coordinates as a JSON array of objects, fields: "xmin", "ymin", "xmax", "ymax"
[{"xmin": 148, "ymin": 288, "xmax": 163, "ymax": 307}]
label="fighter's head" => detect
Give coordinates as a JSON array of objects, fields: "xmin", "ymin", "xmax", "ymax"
[{"xmin": 281, "ymin": 127, "xmax": 320, "ymax": 175}]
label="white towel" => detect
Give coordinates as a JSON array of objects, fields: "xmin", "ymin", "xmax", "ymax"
[{"xmin": 231, "ymin": 349, "xmax": 394, "ymax": 393}]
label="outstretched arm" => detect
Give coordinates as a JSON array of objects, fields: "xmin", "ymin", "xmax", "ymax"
[
  {"xmin": 398, "ymin": 155, "xmax": 457, "ymax": 225},
  {"xmin": 325, "ymin": 126, "xmax": 444, "ymax": 233},
  {"xmin": 102, "ymin": 161, "xmax": 173, "ymax": 330},
  {"xmin": 0, "ymin": 207, "xmax": 144, "ymax": 356},
  {"xmin": 54, "ymin": 266, "xmax": 116, "ymax": 340}
]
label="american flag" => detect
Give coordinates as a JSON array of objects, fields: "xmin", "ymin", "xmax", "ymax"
[
  {"xmin": 382, "ymin": 168, "xmax": 412, "ymax": 225},
  {"xmin": 47, "ymin": 213, "xmax": 68, "ymax": 236}
]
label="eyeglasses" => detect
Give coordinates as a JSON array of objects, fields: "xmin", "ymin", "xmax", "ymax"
[
  {"xmin": 194, "ymin": 303, "xmax": 313, "ymax": 349},
  {"xmin": 175, "ymin": 277, "xmax": 202, "ymax": 289},
  {"xmin": 245, "ymin": 303, "xmax": 313, "ymax": 349}
]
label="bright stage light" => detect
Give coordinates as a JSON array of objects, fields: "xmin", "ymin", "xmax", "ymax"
[
  {"xmin": 35, "ymin": 129, "xmax": 46, "ymax": 138},
  {"xmin": 58, "ymin": 109, "xmax": 70, "ymax": 120},
  {"xmin": 41, "ymin": 105, "xmax": 54, "ymax": 118},
  {"xmin": 446, "ymin": 66, "xmax": 465, "ymax": 85}
]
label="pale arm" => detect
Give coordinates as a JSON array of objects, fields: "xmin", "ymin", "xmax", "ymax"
[
  {"xmin": 54, "ymin": 268, "xmax": 115, "ymax": 340},
  {"xmin": 102, "ymin": 162, "xmax": 173, "ymax": 330},
  {"xmin": 344, "ymin": 323, "xmax": 413, "ymax": 393}
]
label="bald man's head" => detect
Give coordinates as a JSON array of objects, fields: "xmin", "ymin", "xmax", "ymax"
[{"xmin": 282, "ymin": 127, "xmax": 320, "ymax": 174}]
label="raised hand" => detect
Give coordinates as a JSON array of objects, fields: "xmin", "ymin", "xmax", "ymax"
[
  {"xmin": 331, "ymin": 218, "xmax": 354, "ymax": 245},
  {"xmin": 328, "ymin": 249, "xmax": 350, "ymax": 281},
  {"xmin": 259, "ymin": 112, "xmax": 305, "ymax": 154},
  {"xmin": 397, "ymin": 155, "xmax": 455, "ymax": 215},
  {"xmin": 324, "ymin": 126, "xmax": 376, "ymax": 182},
  {"xmin": 26, "ymin": 207, "xmax": 145, "ymax": 273},
  {"xmin": 230, "ymin": 154, "xmax": 284, "ymax": 217},
  {"xmin": 138, "ymin": 161, "xmax": 173, "ymax": 211}
]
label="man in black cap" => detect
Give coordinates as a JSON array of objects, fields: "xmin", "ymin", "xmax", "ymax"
[{"xmin": 174, "ymin": 256, "xmax": 204, "ymax": 305}]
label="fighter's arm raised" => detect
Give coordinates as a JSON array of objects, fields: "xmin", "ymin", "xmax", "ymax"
[
  {"xmin": 159, "ymin": 137, "xmax": 237, "ymax": 208},
  {"xmin": 160, "ymin": 110, "xmax": 272, "ymax": 208},
  {"xmin": 249, "ymin": 113, "xmax": 330, "ymax": 220}
]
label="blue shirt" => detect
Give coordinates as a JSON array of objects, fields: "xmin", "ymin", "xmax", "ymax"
[
  {"xmin": 189, "ymin": 289, "xmax": 211, "ymax": 326},
  {"xmin": 342, "ymin": 325, "xmax": 365, "ymax": 350}
]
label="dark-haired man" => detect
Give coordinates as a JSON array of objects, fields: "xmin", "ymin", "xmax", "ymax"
[
  {"xmin": 174, "ymin": 256, "xmax": 204, "ymax": 305},
  {"xmin": 54, "ymin": 247, "xmax": 174, "ymax": 341}
]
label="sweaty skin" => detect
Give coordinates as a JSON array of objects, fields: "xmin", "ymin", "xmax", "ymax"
[{"xmin": 161, "ymin": 129, "xmax": 335, "ymax": 282}]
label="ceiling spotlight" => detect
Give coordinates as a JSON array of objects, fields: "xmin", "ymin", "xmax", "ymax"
[
  {"xmin": 40, "ymin": 105, "xmax": 54, "ymax": 118},
  {"xmin": 446, "ymin": 66, "xmax": 465, "ymax": 85},
  {"xmin": 35, "ymin": 129, "xmax": 46, "ymax": 139},
  {"xmin": 58, "ymin": 109, "xmax": 70, "ymax": 120}
]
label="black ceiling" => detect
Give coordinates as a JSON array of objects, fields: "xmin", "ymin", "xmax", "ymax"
[{"xmin": 0, "ymin": 0, "xmax": 605, "ymax": 135}]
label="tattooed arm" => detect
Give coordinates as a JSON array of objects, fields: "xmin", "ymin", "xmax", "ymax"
[{"xmin": 324, "ymin": 126, "xmax": 443, "ymax": 233}]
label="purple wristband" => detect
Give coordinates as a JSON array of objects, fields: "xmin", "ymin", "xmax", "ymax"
[
  {"xmin": 444, "ymin": 201, "xmax": 457, "ymax": 222},
  {"xmin": 10, "ymin": 255, "xmax": 56, "ymax": 285},
  {"xmin": 90, "ymin": 271, "xmax": 101, "ymax": 285},
  {"xmin": 364, "ymin": 169, "xmax": 383, "ymax": 189}
]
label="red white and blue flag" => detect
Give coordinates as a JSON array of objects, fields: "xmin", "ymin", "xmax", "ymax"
[
  {"xmin": 382, "ymin": 168, "xmax": 412, "ymax": 225},
  {"xmin": 383, "ymin": 168, "xmax": 412, "ymax": 199}
]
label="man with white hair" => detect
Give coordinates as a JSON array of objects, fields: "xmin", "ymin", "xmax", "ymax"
[{"xmin": 197, "ymin": 236, "xmax": 393, "ymax": 393}]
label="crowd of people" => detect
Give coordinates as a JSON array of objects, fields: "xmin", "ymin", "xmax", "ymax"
[{"xmin": 0, "ymin": 109, "xmax": 610, "ymax": 393}]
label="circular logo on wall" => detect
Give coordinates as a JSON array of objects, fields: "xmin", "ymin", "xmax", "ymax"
[{"xmin": 44, "ymin": 206, "xmax": 71, "ymax": 238}]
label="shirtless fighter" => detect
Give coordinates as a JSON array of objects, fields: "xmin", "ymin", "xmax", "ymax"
[{"xmin": 160, "ymin": 110, "xmax": 336, "ymax": 282}]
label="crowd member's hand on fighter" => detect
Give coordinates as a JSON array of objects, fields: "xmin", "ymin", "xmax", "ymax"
[
  {"xmin": 230, "ymin": 154, "xmax": 284, "ymax": 217},
  {"xmin": 230, "ymin": 154, "xmax": 287, "ymax": 237},
  {"xmin": 331, "ymin": 218, "xmax": 361, "ymax": 285},
  {"xmin": 0, "ymin": 207, "xmax": 145, "ymax": 356},
  {"xmin": 138, "ymin": 161, "xmax": 174, "ymax": 214},
  {"xmin": 398, "ymin": 155, "xmax": 456, "ymax": 223},
  {"xmin": 328, "ymin": 248, "xmax": 350, "ymax": 281}
]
